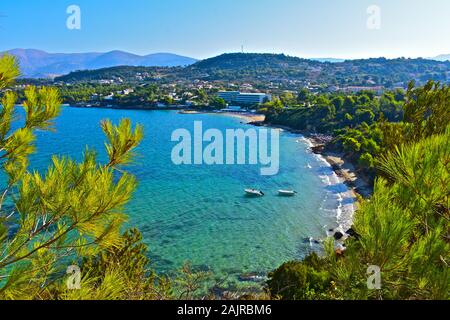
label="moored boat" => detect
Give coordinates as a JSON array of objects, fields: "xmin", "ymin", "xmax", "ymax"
[
  {"xmin": 244, "ymin": 189, "xmax": 264, "ymax": 197},
  {"xmin": 278, "ymin": 189, "xmax": 297, "ymax": 196}
]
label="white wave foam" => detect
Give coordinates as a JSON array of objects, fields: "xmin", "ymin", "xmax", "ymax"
[
  {"xmin": 298, "ymin": 136, "xmax": 314, "ymax": 148},
  {"xmin": 314, "ymin": 152, "xmax": 356, "ymax": 234}
]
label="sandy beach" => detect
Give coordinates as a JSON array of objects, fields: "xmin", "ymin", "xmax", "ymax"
[
  {"xmin": 307, "ymin": 135, "xmax": 372, "ymax": 199},
  {"xmin": 298, "ymin": 136, "xmax": 359, "ymax": 234},
  {"xmin": 178, "ymin": 110, "xmax": 266, "ymax": 124},
  {"xmin": 223, "ymin": 112, "xmax": 266, "ymax": 123}
]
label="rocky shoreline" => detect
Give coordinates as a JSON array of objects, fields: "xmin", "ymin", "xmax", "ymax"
[
  {"xmin": 246, "ymin": 118, "xmax": 373, "ymax": 200},
  {"xmin": 180, "ymin": 111, "xmax": 372, "ymax": 296},
  {"xmin": 217, "ymin": 114, "xmax": 372, "ymax": 297},
  {"xmin": 240, "ymin": 117, "xmax": 375, "ymax": 258},
  {"xmin": 306, "ymin": 134, "xmax": 373, "ymax": 199}
]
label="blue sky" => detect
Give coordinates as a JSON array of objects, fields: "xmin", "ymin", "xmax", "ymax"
[{"xmin": 0, "ymin": 0, "xmax": 449, "ymax": 59}]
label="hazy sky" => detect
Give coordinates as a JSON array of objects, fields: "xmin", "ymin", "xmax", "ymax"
[{"xmin": 0, "ymin": 0, "xmax": 449, "ymax": 59}]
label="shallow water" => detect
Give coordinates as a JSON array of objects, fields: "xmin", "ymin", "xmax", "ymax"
[{"xmin": 8, "ymin": 107, "xmax": 352, "ymax": 287}]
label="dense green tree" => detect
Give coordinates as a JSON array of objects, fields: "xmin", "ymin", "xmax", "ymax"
[
  {"xmin": 71, "ymin": 228, "xmax": 173, "ymax": 300},
  {"xmin": 267, "ymin": 81, "xmax": 449, "ymax": 300},
  {"xmin": 336, "ymin": 127, "xmax": 449, "ymax": 299},
  {"xmin": 259, "ymin": 98, "xmax": 284, "ymax": 115},
  {"xmin": 279, "ymin": 91, "xmax": 297, "ymax": 107},
  {"xmin": 267, "ymin": 253, "xmax": 333, "ymax": 300},
  {"xmin": 403, "ymin": 81, "xmax": 450, "ymax": 141},
  {"xmin": 297, "ymin": 88, "xmax": 311, "ymax": 104},
  {"xmin": 209, "ymin": 96, "xmax": 227, "ymax": 109},
  {"xmin": 0, "ymin": 54, "xmax": 149, "ymax": 299},
  {"xmin": 268, "ymin": 126, "xmax": 449, "ymax": 300}
]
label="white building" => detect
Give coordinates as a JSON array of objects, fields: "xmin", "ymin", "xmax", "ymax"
[
  {"xmin": 122, "ymin": 88, "xmax": 134, "ymax": 95},
  {"xmin": 217, "ymin": 91, "xmax": 240, "ymax": 103},
  {"xmin": 103, "ymin": 93, "xmax": 114, "ymax": 101},
  {"xmin": 217, "ymin": 91, "xmax": 271, "ymax": 105},
  {"xmin": 235, "ymin": 93, "xmax": 272, "ymax": 105}
]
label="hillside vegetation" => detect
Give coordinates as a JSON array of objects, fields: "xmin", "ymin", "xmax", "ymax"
[
  {"xmin": 266, "ymin": 81, "xmax": 450, "ymax": 300},
  {"xmin": 55, "ymin": 53, "xmax": 450, "ymax": 90}
]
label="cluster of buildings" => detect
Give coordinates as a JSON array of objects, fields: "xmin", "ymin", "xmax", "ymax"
[
  {"xmin": 91, "ymin": 88, "xmax": 135, "ymax": 101},
  {"xmin": 340, "ymin": 86, "xmax": 385, "ymax": 94}
]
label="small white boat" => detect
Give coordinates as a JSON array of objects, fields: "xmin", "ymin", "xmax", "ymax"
[
  {"xmin": 245, "ymin": 189, "xmax": 264, "ymax": 197},
  {"xmin": 278, "ymin": 190, "xmax": 297, "ymax": 196}
]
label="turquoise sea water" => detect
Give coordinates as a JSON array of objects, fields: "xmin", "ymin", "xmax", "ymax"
[{"xmin": 13, "ymin": 107, "xmax": 350, "ymax": 289}]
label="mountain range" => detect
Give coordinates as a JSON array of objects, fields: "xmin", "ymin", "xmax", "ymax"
[
  {"xmin": 2, "ymin": 49, "xmax": 198, "ymax": 78},
  {"xmin": 3, "ymin": 48, "xmax": 450, "ymax": 79},
  {"xmin": 431, "ymin": 54, "xmax": 450, "ymax": 62}
]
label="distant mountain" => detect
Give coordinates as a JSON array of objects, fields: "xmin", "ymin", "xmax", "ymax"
[
  {"xmin": 430, "ymin": 54, "xmax": 450, "ymax": 62},
  {"xmin": 1, "ymin": 49, "xmax": 198, "ymax": 78},
  {"xmin": 310, "ymin": 58, "xmax": 346, "ymax": 63}
]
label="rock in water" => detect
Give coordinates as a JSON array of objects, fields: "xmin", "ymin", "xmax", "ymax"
[
  {"xmin": 334, "ymin": 231, "xmax": 344, "ymax": 240},
  {"xmin": 239, "ymin": 272, "xmax": 265, "ymax": 282},
  {"xmin": 345, "ymin": 227, "xmax": 360, "ymax": 239}
]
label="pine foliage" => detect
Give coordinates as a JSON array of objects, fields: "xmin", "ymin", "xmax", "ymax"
[{"xmin": 0, "ymin": 54, "xmax": 147, "ymax": 300}]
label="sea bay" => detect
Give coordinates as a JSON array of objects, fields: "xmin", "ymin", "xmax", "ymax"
[{"xmin": 18, "ymin": 107, "xmax": 350, "ymax": 288}]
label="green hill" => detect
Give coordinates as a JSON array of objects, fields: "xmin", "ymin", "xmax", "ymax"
[{"xmin": 54, "ymin": 53, "xmax": 450, "ymax": 89}]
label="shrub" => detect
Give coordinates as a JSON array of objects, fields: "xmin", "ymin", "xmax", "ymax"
[{"xmin": 267, "ymin": 253, "xmax": 332, "ymax": 300}]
